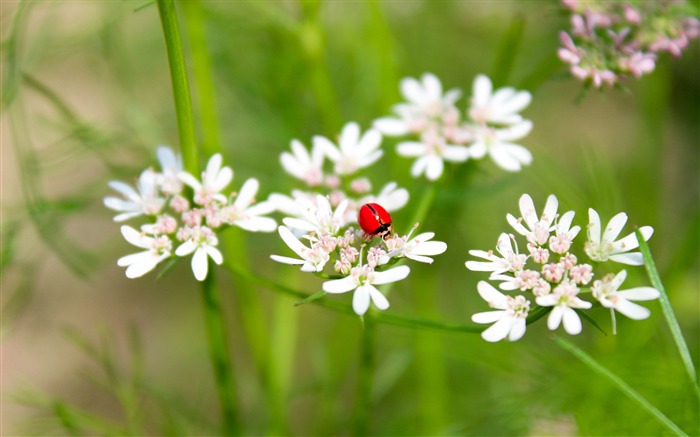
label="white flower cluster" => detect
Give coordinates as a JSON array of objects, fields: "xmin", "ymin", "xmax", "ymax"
[
  {"xmin": 269, "ymin": 126, "xmax": 448, "ymax": 315},
  {"xmin": 373, "ymin": 73, "xmax": 534, "ymax": 180},
  {"xmin": 466, "ymin": 194, "xmax": 659, "ymax": 342},
  {"xmin": 105, "ymin": 147, "xmax": 276, "ymax": 281}
]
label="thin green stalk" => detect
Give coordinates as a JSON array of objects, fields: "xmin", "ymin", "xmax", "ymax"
[
  {"xmin": 157, "ymin": 0, "xmax": 199, "ymax": 175},
  {"xmin": 554, "ymin": 336, "xmax": 688, "ymax": 436},
  {"xmin": 354, "ymin": 314, "xmax": 376, "ymax": 436},
  {"xmin": 267, "ymin": 291, "xmax": 298, "ymax": 435},
  {"xmin": 182, "ymin": 0, "xmax": 221, "ymax": 157},
  {"xmin": 201, "ymin": 272, "xmax": 240, "ymax": 436},
  {"xmin": 157, "ymin": 1, "xmax": 239, "ymax": 433},
  {"xmin": 636, "ymin": 230, "xmax": 699, "ymax": 399}
]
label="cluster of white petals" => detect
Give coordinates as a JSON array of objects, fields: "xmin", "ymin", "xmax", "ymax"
[
  {"xmin": 467, "ymin": 193, "xmax": 658, "ymax": 342},
  {"xmin": 374, "ymin": 73, "xmax": 534, "ymax": 179},
  {"xmin": 106, "ymin": 146, "xmax": 276, "ymax": 281},
  {"xmin": 270, "ymin": 126, "xmax": 448, "ymax": 316}
]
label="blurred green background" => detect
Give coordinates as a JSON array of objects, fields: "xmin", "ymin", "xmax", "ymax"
[{"xmin": 2, "ymin": 0, "xmax": 698, "ymax": 435}]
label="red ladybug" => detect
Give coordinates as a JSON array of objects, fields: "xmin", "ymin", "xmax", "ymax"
[{"xmin": 358, "ymin": 203, "xmax": 393, "ymax": 239}]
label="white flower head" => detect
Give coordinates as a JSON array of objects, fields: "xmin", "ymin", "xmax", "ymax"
[
  {"xmin": 373, "ymin": 73, "xmax": 462, "ymax": 136},
  {"xmin": 179, "ymin": 153, "xmax": 233, "ymax": 206},
  {"xmin": 174, "ymin": 226, "xmax": 223, "ymax": 281},
  {"xmin": 585, "ymin": 209, "xmax": 653, "ymax": 265},
  {"xmin": 270, "ymin": 226, "xmax": 330, "ymax": 272},
  {"xmin": 471, "ymin": 281, "xmax": 530, "ymax": 342},
  {"xmin": 104, "ymin": 170, "xmax": 166, "ymax": 222},
  {"xmin": 219, "ymin": 178, "xmax": 276, "ymax": 232},
  {"xmin": 117, "ymin": 225, "xmax": 172, "ymax": 278},
  {"xmin": 592, "ymin": 270, "xmax": 660, "ymax": 320},
  {"xmin": 396, "ymin": 129, "xmax": 469, "ymax": 181},
  {"xmin": 468, "ymin": 121, "xmax": 533, "ymax": 172},
  {"xmin": 549, "ymin": 210, "xmax": 581, "ymax": 254},
  {"xmin": 322, "ymin": 264, "xmax": 410, "ymax": 315},
  {"xmin": 383, "ymin": 231, "xmax": 447, "ymax": 264},
  {"xmin": 466, "ymin": 232, "xmax": 527, "ymax": 276},
  {"xmin": 280, "ymin": 139, "xmax": 325, "ymax": 186},
  {"xmin": 536, "ymin": 280, "xmax": 592, "ymax": 335},
  {"xmin": 507, "ymin": 194, "xmax": 559, "ymax": 246},
  {"xmin": 315, "ymin": 122, "xmax": 383, "ymax": 175},
  {"xmin": 283, "ymin": 195, "xmax": 348, "ymax": 236},
  {"xmin": 469, "ymin": 74, "xmax": 532, "ymax": 126}
]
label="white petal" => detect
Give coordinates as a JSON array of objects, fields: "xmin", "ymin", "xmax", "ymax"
[
  {"xmin": 117, "ymin": 251, "xmax": 149, "ymax": 267},
  {"xmin": 481, "ymin": 316, "xmax": 514, "ymax": 342},
  {"xmin": 280, "ymin": 152, "xmax": 304, "ymax": 179},
  {"xmin": 477, "ymin": 281, "xmax": 507, "ymax": 308},
  {"xmin": 367, "ymin": 285, "xmax": 390, "ymax": 310},
  {"xmin": 357, "ymin": 129, "xmax": 382, "ymax": 155},
  {"xmin": 506, "ymin": 214, "xmax": 530, "ymax": 236},
  {"xmin": 472, "ymin": 310, "xmax": 505, "ymax": 324},
  {"xmin": 270, "ymin": 254, "xmax": 305, "ymax": 266},
  {"xmin": 192, "ymin": 248, "xmax": 209, "ymax": 281},
  {"xmin": 157, "ymin": 146, "xmax": 179, "ymax": 170},
  {"xmin": 562, "ymin": 307, "xmax": 583, "ymax": 334},
  {"xmin": 536, "ymin": 294, "xmax": 558, "ymax": 307},
  {"xmin": 472, "ymin": 74, "xmax": 492, "ymax": 108},
  {"xmin": 587, "ymin": 208, "xmax": 601, "ymax": 244},
  {"xmin": 282, "ymin": 217, "xmax": 317, "ymax": 233},
  {"xmin": 410, "ymin": 156, "xmax": 430, "ymax": 178},
  {"xmin": 290, "ymin": 139, "xmax": 311, "ymax": 164},
  {"xmin": 609, "ymin": 253, "xmax": 644, "ymax": 265},
  {"xmin": 372, "ymin": 265, "xmax": 410, "ymax": 285},
  {"xmin": 175, "ymin": 240, "xmax": 197, "ymax": 257},
  {"xmin": 542, "ymin": 195, "xmax": 559, "ymax": 227},
  {"xmin": 340, "ymin": 122, "xmax": 360, "ymax": 154},
  {"xmin": 396, "ymin": 142, "xmax": 427, "ymax": 157},
  {"xmin": 121, "ymin": 226, "xmax": 150, "ymax": 249},
  {"xmin": 508, "ymin": 318, "xmax": 527, "ymax": 341},
  {"xmin": 602, "ymin": 212, "xmax": 628, "ymax": 244},
  {"xmin": 213, "ymin": 166, "xmax": 233, "ymax": 192},
  {"xmin": 465, "ymin": 261, "xmax": 505, "ymax": 272},
  {"xmin": 518, "ymin": 194, "xmax": 537, "ymax": 230},
  {"xmin": 411, "ymin": 241, "xmax": 447, "ymax": 256},
  {"xmin": 178, "ymin": 172, "xmax": 203, "ymax": 191},
  {"xmin": 234, "ymin": 178, "xmax": 259, "ymax": 210},
  {"xmin": 469, "ymin": 142, "xmax": 487, "ymax": 159},
  {"xmin": 422, "ymin": 73, "xmax": 443, "ymax": 101},
  {"xmin": 206, "ymin": 246, "xmax": 223, "ymax": 265},
  {"xmin": 104, "ymin": 197, "xmax": 137, "ymax": 213},
  {"xmin": 405, "ymin": 254, "xmax": 434, "ymax": 264},
  {"xmin": 352, "ymin": 286, "xmax": 371, "ymax": 315},
  {"xmin": 373, "ymin": 117, "xmax": 409, "ymax": 136},
  {"xmin": 611, "ymin": 227, "xmax": 653, "ymax": 253},
  {"xmin": 442, "ymin": 145, "xmax": 469, "ymax": 162},
  {"xmin": 313, "ymin": 135, "xmax": 341, "ymax": 161},
  {"xmin": 618, "ymin": 287, "xmax": 660, "ymax": 301},
  {"xmin": 557, "ymin": 211, "xmax": 576, "ymax": 233},
  {"xmin": 400, "ymin": 76, "xmax": 425, "ymax": 104},
  {"xmin": 236, "ymin": 217, "xmax": 277, "ymax": 232},
  {"xmin": 496, "ymin": 121, "xmax": 532, "ymax": 141},
  {"xmin": 277, "ymin": 226, "xmax": 308, "ymax": 258},
  {"xmin": 496, "ymin": 90, "xmax": 531, "ymax": 116},
  {"xmin": 322, "ymin": 276, "xmax": 357, "ymax": 294},
  {"xmin": 425, "ymin": 157, "xmax": 444, "ymax": 181},
  {"xmin": 108, "ymin": 181, "xmax": 139, "ymax": 201},
  {"xmin": 611, "ymin": 270, "xmax": 627, "ymax": 290},
  {"xmin": 490, "ymin": 147, "xmax": 523, "ymax": 171},
  {"xmin": 547, "ymin": 306, "xmax": 564, "ymax": 330},
  {"xmin": 614, "ymin": 299, "xmax": 651, "ymax": 320},
  {"xmin": 358, "ymin": 150, "xmax": 384, "ymax": 169}
]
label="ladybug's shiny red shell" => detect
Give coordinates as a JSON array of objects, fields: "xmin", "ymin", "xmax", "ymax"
[{"xmin": 358, "ymin": 203, "xmax": 393, "ymax": 239}]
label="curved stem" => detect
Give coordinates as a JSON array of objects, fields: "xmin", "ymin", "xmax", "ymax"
[
  {"xmin": 636, "ymin": 230, "xmax": 699, "ymax": 399},
  {"xmin": 554, "ymin": 336, "xmax": 688, "ymax": 436}
]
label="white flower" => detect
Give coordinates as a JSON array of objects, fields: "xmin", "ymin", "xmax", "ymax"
[
  {"xmin": 179, "ymin": 153, "xmax": 233, "ymax": 205},
  {"xmin": 466, "ymin": 232, "xmax": 528, "ymax": 276},
  {"xmin": 283, "ymin": 195, "xmax": 348, "ymax": 235},
  {"xmin": 104, "ymin": 170, "xmax": 166, "ymax": 221},
  {"xmin": 270, "ymin": 226, "xmax": 330, "ymax": 272},
  {"xmin": 468, "ymin": 74, "xmax": 532, "ymax": 126},
  {"xmin": 322, "ymin": 264, "xmax": 410, "ymax": 315},
  {"xmin": 507, "ymin": 194, "xmax": 558, "ymax": 246},
  {"xmin": 536, "ymin": 280, "xmax": 592, "ymax": 335},
  {"xmin": 117, "ymin": 226, "xmax": 172, "ymax": 278},
  {"xmin": 280, "ymin": 139, "xmax": 325, "ymax": 186},
  {"xmin": 156, "ymin": 145, "xmax": 183, "ymax": 195},
  {"xmin": 468, "ymin": 121, "xmax": 533, "ymax": 172},
  {"xmin": 383, "ymin": 232, "xmax": 447, "ymax": 264},
  {"xmin": 362, "ymin": 182, "xmax": 409, "ymax": 212},
  {"xmin": 374, "ymin": 73, "xmax": 462, "ymax": 136},
  {"xmin": 397, "ymin": 130, "xmax": 469, "ymax": 181},
  {"xmin": 585, "ymin": 209, "xmax": 654, "ymax": 265},
  {"xmin": 548, "ymin": 210, "xmax": 581, "ymax": 254},
  {"xmin": 314, "ymin": 122, "xmax": 383, "ymax": 175},
  {"xmin": 219, "ymin": 178, "xmax": 276, "ymax": 232},
  {"xmin": 174, "ymin": 226, "xmax": 223, "ymax": 281},
  {"xmin": 471, "ymin": 281, "xmax": 530, "ymax": 342},
  {"xmin": 592, "ymin": 270, "xmax": 660, "ymax": 320}
]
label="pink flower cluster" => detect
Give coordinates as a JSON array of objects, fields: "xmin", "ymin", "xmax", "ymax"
[{"xmin": 559, "ymin": 0, "xmax": 699, "ymax": 87}]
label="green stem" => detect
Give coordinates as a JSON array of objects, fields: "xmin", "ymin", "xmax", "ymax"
[
  {"xmin": 554, "ymin": 336, "xmax": 688, "ymax": 436},
  {"xmin": 636, "ymin": 230, "xmax": 699, "ymax": 399},
  {"xmin": 182, "ymin": 0, "xmax": 221, "ymax": 157},
  {"xmin": 354, "ymin": 314, "xmax": 376, "ymax": 436},
  {"xmin": 201, "ymin": 272, "xmax": 240, "ymax": 436},
  {"xmin": 157, "ymin": 0, "xmax": 199, "ymax": 175}
]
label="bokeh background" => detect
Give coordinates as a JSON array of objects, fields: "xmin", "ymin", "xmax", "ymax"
[{"xmin": 2, "ymin": 1, "xmax": 698, "ymax": 435}]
